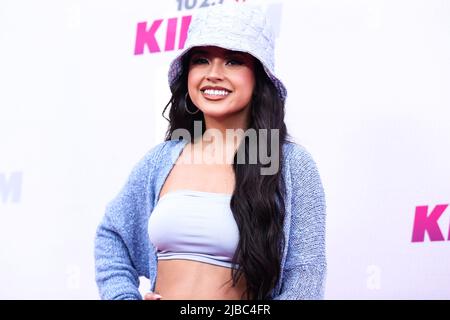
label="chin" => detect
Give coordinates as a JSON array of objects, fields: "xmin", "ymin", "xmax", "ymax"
[
  {"xmin": 202, "ymin": 109, "xmax": 233, "ymax": 118},
  {"xmin": 198, "ymin": 103, "xmax": 230, "ymax": 112}
]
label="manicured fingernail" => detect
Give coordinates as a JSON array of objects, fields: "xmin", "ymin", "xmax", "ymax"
[{"xmin": 154, "ymin": 294, "xmax": 162, "ymax": 299}]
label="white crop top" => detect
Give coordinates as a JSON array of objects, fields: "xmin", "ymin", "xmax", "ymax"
[{"xmin": 148, "ymin": 189, "xmax": 240, "ymax": 269}]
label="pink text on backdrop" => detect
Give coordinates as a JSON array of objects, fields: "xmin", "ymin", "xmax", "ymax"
[
  {"xmin": 411, "ymin": 204, "xmax": 449, "ymax": 242},
  {"xmin": 134, "ymin": 16, "xmax": 192, "ymax": 55}
]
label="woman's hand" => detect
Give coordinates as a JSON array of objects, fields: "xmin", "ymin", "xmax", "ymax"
[{"xmin": 144, "ymin": 292, "xmax": 163, "ymax": 300}]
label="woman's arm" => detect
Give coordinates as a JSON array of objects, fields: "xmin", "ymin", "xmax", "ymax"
[
  {"xmin": 94, "ymin": 213, "xmax": 142, "ymax": 300},
  {"xmin": 94, "ymin": 142, "xmax": 165, "ymax": 299},
  {"xmin": 272, "ymin": 143, "xmax": 327, "ymax": 300}
]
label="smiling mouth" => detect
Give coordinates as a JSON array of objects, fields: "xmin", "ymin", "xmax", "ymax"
[{"xmin": 200, "ymin": 89, "xmax": 231, "ymax": 100}]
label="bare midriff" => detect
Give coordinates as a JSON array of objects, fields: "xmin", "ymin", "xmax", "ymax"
[{"xmin": 154, "ymin": 259, "xmax": 249, "ymax": 300}]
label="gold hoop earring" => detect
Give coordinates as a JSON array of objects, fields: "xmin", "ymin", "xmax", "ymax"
[{"xmin": 184, "ymin": 92, "xmax": 200, "ymax": 115}]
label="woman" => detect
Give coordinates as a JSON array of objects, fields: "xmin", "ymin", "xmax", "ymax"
[{"xmin": 94, "ymin": 3, "xmax": 327, "ymax": 300}]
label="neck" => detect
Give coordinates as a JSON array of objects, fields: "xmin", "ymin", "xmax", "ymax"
[
  {"xmin": 193, "ymin": 110, "xmax": 251, "ymax": 164},
  {"xmin": 202, "ymin": 104, "xmax": 251, "ymax": 144}
]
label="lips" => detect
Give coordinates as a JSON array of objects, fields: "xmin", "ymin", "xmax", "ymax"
[
  {"xmin": 200, "ymin": 86, "xmax": 232, "ymax": 101},
  {"xmin": 201, "ymin": 89, "xmax": 231, "ymax": 101},
  {"xmin": 200, "ymin": 86, "xmax": 232, "ymax": 92}
]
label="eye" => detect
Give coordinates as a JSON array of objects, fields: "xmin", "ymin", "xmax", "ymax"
[
  {"xmin": 191, "ymin": 57, "xmax": 208, "ymax": 65},
  {"xmin": 226, "ymin": 59, "xmax": 243, "ymax": 66}
]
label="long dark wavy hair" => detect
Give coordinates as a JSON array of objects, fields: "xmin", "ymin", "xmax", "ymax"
[{"xmin": 161, "ymin": 49, "xmax": 294, "ymax": 299}]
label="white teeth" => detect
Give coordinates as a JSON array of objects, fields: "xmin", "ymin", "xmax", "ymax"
[{"xmin": 202, "ymin": 89, "xmax": 230, "ymax": 96}]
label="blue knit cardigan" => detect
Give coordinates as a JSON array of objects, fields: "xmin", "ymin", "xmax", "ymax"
[{"xmin": 94, "ymin": 139, "xmax": 327, "ymax": 300}]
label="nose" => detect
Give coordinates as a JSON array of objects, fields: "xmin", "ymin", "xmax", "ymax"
[{"xmin": 206, "ymin": 58, "xmax": 225, "ymax": 81}]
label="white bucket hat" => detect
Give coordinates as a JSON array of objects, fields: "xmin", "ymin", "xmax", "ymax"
[{"xmin": 167, "ymin": 2, "xmax": 287, "ymax": 102}]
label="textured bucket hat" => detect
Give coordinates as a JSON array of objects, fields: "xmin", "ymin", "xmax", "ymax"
[{"xmin": 167, "ymin": 2, "xmax": 287, "ymax": 102}]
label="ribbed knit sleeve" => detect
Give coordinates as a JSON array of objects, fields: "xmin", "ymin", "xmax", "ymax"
[
  {"xmin": 94, "ymin": 142, "xmax": 165, "ymax": 300},
  {"xmin": 272, "ymin": 143, "xmax": 327, "ymax": 300}
]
